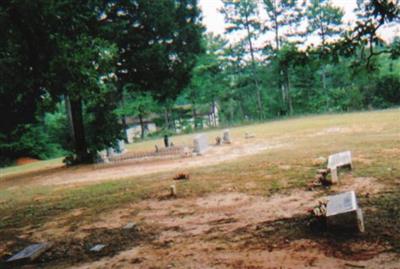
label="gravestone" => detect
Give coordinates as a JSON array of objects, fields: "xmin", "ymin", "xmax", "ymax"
[
  {"xmin": 170, "ymin": 184, "xmax": 177, "ymax": 196},
  {"xmin": 223, "ymin": 129, "xmax": 231, "ymax": 144},
  {"xmin": 193, "ymin": 134, "xmax": 208, "ymax": 154},
  {"xmin": 326, "ymin": 191, "xmax": 364, "ymax": 233},
  {"xmin": 116, "ymin": 140, "xmax": 126, "ymax": 153},
  {"xmin": 7, "ymin": 243, "xmax": 52, "ymax": 262},
  {"xmin": 327, "ymin": 151, "xmax": 352, "ymax": 182},
  {"xmin": 123, "ymin": 222, "xmax": 137, "ymax": 230},
  {"xmin": 90, "ymin": 244, "xmax": 106, "ymax": 252},
  {"xmin": 328, "ymin": 151, "xmax": 352, "ymax": 170}
]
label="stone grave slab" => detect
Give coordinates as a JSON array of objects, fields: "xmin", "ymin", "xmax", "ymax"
[
  {"xmin": 123, "ymin": 222, "xmax": 137, "ymax": 230},
  {"xmin": 223, "ymin": 129, "xmax": 231, "ymax": 144},
  {"xmin": 327, "ymin": 151, "xmax": 352, "ymax": 181},
  {"xmin": 327, "ymin": 151, "xmax": 352, "ymax": 170},
  {"xmin": 326, "ymin": 191, "xmax": 364, "ymax": 232},
  {"xmin": 193, "ymin": 134, "xmax": 208, "ymax": 154},
  {"xmin": 7, "ymin": 243, "xmax": 51, "ymax": 262},
  {"xmin": 90, "ymin": 244, "xmax": 106, "ymax": 252}
]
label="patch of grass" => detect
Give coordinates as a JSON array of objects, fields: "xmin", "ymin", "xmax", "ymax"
[{"xmin": 0, "ymin": 108, "xmax": 399, "ymax": 247}]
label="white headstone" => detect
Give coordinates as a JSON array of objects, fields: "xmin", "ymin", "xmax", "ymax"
[
  {"xmin": 327, "ymin": 151, "xmax": 352, "ymax": 170},
  {"xmin": 326, "ymin": 191, "xmax": 364, "ymax": 232},
  {"xmin": 7, "ymin": 243, "xmax": 51, "ymax": 262},
  {"xmin": 90, "ymin": 244, "xmax": 106, "ymax": 252},
  {"xmin": 117, "ymin": 140, "xmax": 126, "ymax": 153},
  {"xmin": 223, "ymin": 129, "xmax": 231, "ymax": 144},
  {"xmin": 193, "ymin": 134, "xmax": 208, "ymax": 154}
]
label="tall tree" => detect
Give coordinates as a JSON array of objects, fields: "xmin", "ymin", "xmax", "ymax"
[
  {"xmin": 220, "ymin": 0, "xmax": 265, "ymax": 119},
  {"xmin": 307, "ymin": 0, "xmax": 343, "ymax": 108},
  {"xmin": 0, "ymin": 0, "xmax": 203, "ymax": 164},
  {"xmin": 262, "ymin": 0, "xmax": 303, "ymax": 115}
]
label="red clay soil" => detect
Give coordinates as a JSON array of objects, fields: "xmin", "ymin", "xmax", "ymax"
[{"xmin": 15, "ymin": 157, "xmax": 40, "ymax": 166}]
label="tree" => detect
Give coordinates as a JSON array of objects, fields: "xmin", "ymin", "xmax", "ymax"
[
  {"xmin": 116, "ymin": 91, "xmax": 157, "ymax": 139},
  {"xmin": 0, "ymin": 0, "xmax": 203, "ymax": 164},
  {"xmin": 336, "ymin": 0, "xmax": 400, "ymax": 70},
  {"xmin": 220, "ymin": 0, "xmax": 265, "ymax": 119},
  {"xmin": 306, "ymin": 0, "xmax": 344, "ymax": 108},
  {"xmin": 105, "ymin": 0, "xmax": 203, "ymax": 131},
  {"xmin": 307, "ymin": 0, "xmax": 344, "ymax": 48},
  {"xmin": 262, "ymin": 0, "xmax": 303, "ymax": 51},
  {"xmin": 262, "ymin": 0, "xmax": 303, "ymax": 115}
]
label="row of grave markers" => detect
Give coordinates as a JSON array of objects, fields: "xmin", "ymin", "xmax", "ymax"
[{"xmin": 318, "ymin": 150, "xmax": 364, "ymax": 233}]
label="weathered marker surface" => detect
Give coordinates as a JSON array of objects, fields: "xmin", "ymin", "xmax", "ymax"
[
  {"xmin": 326, "ymin": 191, "xmax": 364, "ymax": 233},
  {"xmin": 7, "ymin": 243, "xmax": 51, "ymax": 262},
  {"xmin": 193, "ymin": 134, "xmax": 208, "ymax": 154},
  {"xmin": 327, "ymin": 151, "xmax": 352, "ymax": 170}
]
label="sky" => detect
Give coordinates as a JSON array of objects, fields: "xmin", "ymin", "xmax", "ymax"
[{"xmin": 198, "ymin": 0, "xmax": 400, "ymax": 45}]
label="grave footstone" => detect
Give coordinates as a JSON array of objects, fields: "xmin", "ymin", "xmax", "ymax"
[
  {"xmin": 327, "ymin": 151, "xmax": 352, "ymax": 181},
  {"xmin": 193, "ymin": 134, "xmax": 208, "ymax": 154},
  {"xmin": 90, "ymin": 244, "xmax": 106, "ymax": 252},
  {"xmin": 170, "ymin": 184, "xmax": 177, "ymax": 197},
  {"xmin": 326, "ymin": 191, "xmax": 364, "ymax": 233},
  {"xmin": 123, "ymin": 222, "xmax": 137, "ymax": 230},
  {"xmin": 223, "ymin": 129, "xmax": 231, "ymax": 144},
  {"xmin": 7, "ymin": 243, "xmax": 52, "ymax": 263}
]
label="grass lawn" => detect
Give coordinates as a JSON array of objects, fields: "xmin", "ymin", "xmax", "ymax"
[{"xmin": 0, "ymin": 109, "xmax": 399, "ymax": 268}]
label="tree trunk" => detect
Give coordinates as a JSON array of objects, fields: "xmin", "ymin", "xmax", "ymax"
[
  {"xmin": 67, "ymin": 96, "xmax": 90, "ymax": 163},
  {"xmin": 192, "ymin": 101, "xmax": 197, "ymax": 129},
  {"xmin": 139, "ymin": 113, "xmax": 145, "ymax": 139},
  {"xmin": 164, "ymin": 108, "xmax": 170, "ymax": 130},
  {"xmin": 244, "ymin": 14, "xmax": 264, "ymax": 120}
]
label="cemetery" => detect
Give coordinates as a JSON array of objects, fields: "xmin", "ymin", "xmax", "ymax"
[{"xmin": 0, "ymin": 110, "xmax": 399, "ymax": 268}]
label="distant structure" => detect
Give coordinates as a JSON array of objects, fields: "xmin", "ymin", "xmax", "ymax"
[
  {"xmin": 124, "ymin": 115, "xmax": 157, "ymax": 143},
  {"xmin": 173, "ymin": 102, "xmax": 219, "ymax": 133}
]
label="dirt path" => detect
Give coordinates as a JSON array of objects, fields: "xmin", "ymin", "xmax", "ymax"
[{"xmin": 0, "ymin": 139, "xmax": 285, "ymax": 189}]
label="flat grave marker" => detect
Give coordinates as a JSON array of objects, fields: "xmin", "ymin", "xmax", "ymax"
[
  {"xmin": 326, "ymin": 191, "xmax": 364, "ymax": 233},
  {"xmin": 327, "ymin": 151, "xmax": 352, "ymax": 182},
  {"xmin": 7, "ymin": 243, "xmax": 51, "ymax": 262},
  {"xmin": 90, "ymin": 244, "xmax": 106, "ymax": 252}
]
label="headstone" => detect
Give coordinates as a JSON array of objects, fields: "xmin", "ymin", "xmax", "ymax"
[
  {"xmin": 106, "ymin": 147, "xmax": 115, "ymax": 157},
  {"xmin": 7, "ymin": 243, "xmax": 52, "ymax": 262},
  {"xmin": 223, "ymin": 129, "xmax": 231, "ymax": 144},
  {"xmin": 328, "ymin": 151, "xmax": 352, "ymax": 170},
  {"xmin": 327, "ymin": 151, "xmax": 352, "ymax": 181},
  {"xmin": 123, "ymin": 222, "xmax": 137, "ymax": 230},
  {"xmin": 90, "ymin": 244, "xmax": 106, "ymax": 252},
  {"xmin": 193, "ymin": 134, "xmax": 208, "ymax": 154},
  {"xmin": 117, "ymin": 140, "xmax": 126, "ymax": 153},
  {"xmin": 326, "ymin": 191, "xmax": 364, "ymax": 233},
  {"xmin": 170, "ymin": 184, "xmax": 177, "ymax": 197}
]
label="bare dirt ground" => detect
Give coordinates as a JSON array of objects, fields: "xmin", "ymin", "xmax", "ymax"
[
  {"xmin": 1, "ymin": 110, "xmax": 399, "ymax": 268},
  {"xmin": 0, "ymin": 139, "xmax": 285, "ymax": 188},
  {"xmin": 17, "ymin": 176, "xmax": 396, "ymax": 269}
]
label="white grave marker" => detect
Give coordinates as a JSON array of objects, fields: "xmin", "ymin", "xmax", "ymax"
[
  {"xmin": 193, "ymin": 134, "xmax": 208, "ymax": 154},
  {"xmin": 326, "ymin": 191, "xmax": 364, "ymax": 233},
  {"xmin": 327, "ymin": 151, "xmax": 352, "ymax": 181},
  {"xmin": 7, "ymin": 243, "xmax": 51, "ymax": 262},
  {"xmin": 223, "ymin": 129, "xmax": 231, "ymax": 144},
  {"xmin": 328, "ymin": 151, "xmax": 352, "ymax": 170}
]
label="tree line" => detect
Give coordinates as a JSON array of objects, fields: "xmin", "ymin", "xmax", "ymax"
[{"xmin": 0, "ymin": 0, "xmax": 399, "ymax": 166}]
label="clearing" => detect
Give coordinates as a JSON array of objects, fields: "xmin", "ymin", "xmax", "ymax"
[{"xmin": 0, "ymin": 109, "xmax": 400, "ymax": 268}]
